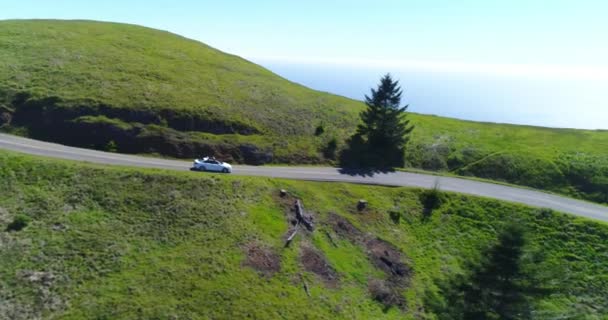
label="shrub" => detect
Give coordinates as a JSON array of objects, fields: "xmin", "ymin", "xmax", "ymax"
[
  {"xmin": 420, "ymin": 184, "xmax": 443, "ymax": 216},
  {"xmin": 422, "ymin": 152, "xmax": 448, "ymax": 171},
  {"xmin": 105, "ymin": 140, "xmax": 118, "ymax": 152},
  {"xmin": 457, "ymin": 152, "xmax": 567, "ymax": 190},
  {"xmin": 389, "ymin": 209, "xmax": 401, "ymax": 224},
  {"xmin": 322, "ymin": 138, "xmax": 338, "ymax": 160},
  {"xmin": 388, "ymin": 208, "xmax": 401, "ymax": 224},
  {"xmin": 314, "ymin": 125, "xmax": 325, "ymax": 136},
  {"xmin": 6, "ymin": 214, "xmax": 31, "ymax": 232}
]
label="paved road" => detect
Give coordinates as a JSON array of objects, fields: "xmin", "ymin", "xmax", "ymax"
[{"xmin": 1, "ymin": 133, "xmax": 607, "ymax": 222}]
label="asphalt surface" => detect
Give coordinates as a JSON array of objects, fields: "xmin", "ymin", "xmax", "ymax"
[{"xmin": 1, "ymin": 133, "xmax": 607, "ymax": 222}]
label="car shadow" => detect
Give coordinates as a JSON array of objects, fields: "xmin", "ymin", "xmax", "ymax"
[{"xmin": 337, "ymin": 167, "xmax": 396, "ymax": 177}]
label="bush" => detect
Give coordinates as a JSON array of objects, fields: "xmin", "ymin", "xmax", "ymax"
[
  {"xmin": 420, "ymin": 184, "xmax": 443, "ymax": 216},
  {"xmin": 422, "ymin": 152, "xmax": 448, "ymax": 171},
  {"xmin": 105, "ymin": 140, "xmax": 118, "ymax": 152},
  {"xmin": 389, "ymin": 209, "xmax": 401, "ymax": 224},
  {"xmin": 456, "ymin": 153, "xmax": 564, "ymax": 189},
  {"xmin": 314, "ymin": 125, "xmax": 325, "ymax": 136},
  {"xmin": 0, "ymin": 104, "xmax": 13, "ymax": 127},
  {"xmin": 6, "ymin": 214, "xmax": 30, "ymax": 232},
  {"xmin": 322, "ymin": 138, "xmax": 338, "ymax": 160}
]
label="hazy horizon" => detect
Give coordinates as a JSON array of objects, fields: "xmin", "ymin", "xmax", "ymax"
[{"xmin": 254, "ymin": 58, "xmax": 607, "ymax": 130}]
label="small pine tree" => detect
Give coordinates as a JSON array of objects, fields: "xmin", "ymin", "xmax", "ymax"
[{"xmin": 346, "ymin": 74, "xmax": 414, "ymax": 168}]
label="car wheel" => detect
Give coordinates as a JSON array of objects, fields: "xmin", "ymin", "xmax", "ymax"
[
  {"xmin": 200, "ymin": 166, "xmax": 206, "ymax": 172},
  {"xmin": 222, "ymin": 168, "xmax": 229, "ymax": 173}
]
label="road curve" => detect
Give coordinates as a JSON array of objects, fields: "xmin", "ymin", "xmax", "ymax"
[{"xmin": 1, "ymin": 133, "xmax": 607, "ymax": 222}]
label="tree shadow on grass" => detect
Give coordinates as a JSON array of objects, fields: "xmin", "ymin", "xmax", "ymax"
[{"xmin": 424, "ymin": 222, "xmax": 551, "ymax": 319}]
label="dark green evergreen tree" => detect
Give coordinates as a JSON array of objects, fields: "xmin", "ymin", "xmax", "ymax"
[{"xmin": 341, "ymin": 74, "xmax": 414, "ymax": 168}]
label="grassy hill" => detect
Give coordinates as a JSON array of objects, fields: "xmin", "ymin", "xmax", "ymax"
[
  {"xmin": 0, "ymin": 151, "xmax": 607, "ymax": 319},
  {"xmin": 0, "ymin": 19, "xmax": 361, "ymax": 164},
  {"xmin": 1, "ymin": 19, "xmax": 607, "ymax": 204}
]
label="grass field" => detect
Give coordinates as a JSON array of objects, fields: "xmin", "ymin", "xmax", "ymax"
[
  {"xmin": 407, "ymin": 114, "xmax": 608, "ymax": 204},
  {"xmin": 1, "ymin": 19, "xmax": 607, "ymax": 203},
  {"xmin": 0, "ymin": 151, "xmax": 606, "ymax": 319}
]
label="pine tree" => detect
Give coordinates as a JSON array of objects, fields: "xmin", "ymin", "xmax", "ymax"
[{"xmin": 355, "ymin": 74, "xmax": 414, "ymax": 167}]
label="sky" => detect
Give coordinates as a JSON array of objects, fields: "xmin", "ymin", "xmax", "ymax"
[{"xmin": 2, "ymin": 0, "xmax": 607, "ymax": 129}]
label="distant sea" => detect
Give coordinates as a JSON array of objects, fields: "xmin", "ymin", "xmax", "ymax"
[{"xmin": 254, "ymin": 60, "xmax": 607, "ymax": 130}]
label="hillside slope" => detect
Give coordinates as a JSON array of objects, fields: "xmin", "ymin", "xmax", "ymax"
[
  {"xmin": 0, "ymin": 19, "xmax": 361, "ymax": 163},
  {"xmin": 0, "ymin": 151, "xmax": 607, "ymax": 319},
  {"xmin": 1, "ymin": 19, "xmax": 607, "ymax": 204}
]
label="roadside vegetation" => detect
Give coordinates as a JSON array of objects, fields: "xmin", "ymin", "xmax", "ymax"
[
  {"xmin": 1, "ymin": 19, "xmax": 607, "ymax": 204},
  {"xmin": 0, "ymin": 151, "xmax": 606, "ymax": 319},
  {"xmin": 405, "ymin": 114, "xmax": 608, "ymax": 204}
]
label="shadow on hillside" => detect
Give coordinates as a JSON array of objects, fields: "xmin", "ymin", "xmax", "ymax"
[{"xmin": 338, "ymin": 167, "xmax": 396, "ymax": 177}]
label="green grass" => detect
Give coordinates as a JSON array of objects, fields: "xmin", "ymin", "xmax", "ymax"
[
  {"xmin": 0, "ymin": 19, "xmax": 359, "ymax": 136},
  {"xmin": 1, "ymin": 19, "xmax": 607, "ymax": 203},
  {"xmin": 0, "ymin": 150, "xmax": 607, "ymax": 319},
  {"xmin": 406, "ymin": 115, "xmax": 608, "ymax": 203}
]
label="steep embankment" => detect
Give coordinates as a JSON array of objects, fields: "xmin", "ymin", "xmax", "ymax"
[
  {"xmin": 0, "ymin": 151, "xmax": 606, "ymax": 319},
  {"xmin": 0, "ymin": 19, "xmax": 361, "ymax": 164},
  {"xmin": 1, "ymin": 19, "xmax": 607, "ymax": 203}
]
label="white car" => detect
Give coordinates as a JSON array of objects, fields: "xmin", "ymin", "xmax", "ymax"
[{"xmin": 192, "ymin": 157, "xmax": 232, "ymax": 173}]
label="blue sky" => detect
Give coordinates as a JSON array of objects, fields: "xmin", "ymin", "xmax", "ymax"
[{"xmin": 2, "ymin": 0, "xmax": 607, "ymax": 128}]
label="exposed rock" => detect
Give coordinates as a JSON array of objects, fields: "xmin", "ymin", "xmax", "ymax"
[
  {"xmin": 17, "ymin": 270, "xmax": 56, "ymax": 287},
  {"xmin": 51, "ymin": 223, "xmax": 68, "ymax": 232}
]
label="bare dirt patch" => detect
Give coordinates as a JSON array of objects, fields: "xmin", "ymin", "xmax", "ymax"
[
  {"xmin": 368, "ymin": 278, "xmax": 405, "ymax": 309},
  {"xmin": 365, "ymin": 239, "xmax": 411, "ymax": 309},
  {"xmin": 326, "ymin": 212, "xmax": 411, "ymax": 309},
  {"xmin": 366, "ymin": 238, "xmax": 411, "ymax": 279},
  {"xmin": 327, "ymin": 212, "xmax": 364, "ymax": 243},
  {"xmin": 301, "ymin": 245, "xmax": 338, "ymax": 286},
  {"xmin": 272, "ymin": 192, "xmax": 339, "ymax": 288},
  {"xmin": 243, "ymin": 242, "xmax": 281, "ymax": 277}
]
